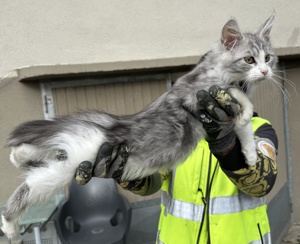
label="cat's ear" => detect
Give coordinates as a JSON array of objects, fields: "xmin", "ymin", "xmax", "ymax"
[
  {"xmin": 221, "ymin": 18, "xmax": 243, "ymax": 50},
  {"xmin": 255, "ymin": 13, "xmax": 275, "ymax": 41}
]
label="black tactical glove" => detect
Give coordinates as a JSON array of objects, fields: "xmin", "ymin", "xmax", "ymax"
[
  {"xmin": 75, "ymin": 143, "xmax": 129, "ymax": 185},
  {"xmin": 193, "ymin": 85, "xmax": 241, "ymax": 156},
  {"xmin": 75, "ymin": 141, "xmax": 164, "ymax": 196}
]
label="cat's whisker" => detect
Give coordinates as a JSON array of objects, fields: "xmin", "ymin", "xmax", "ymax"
[
  {"xmin": 271, "ymin": 81, "xmax": 280, "ymax": 98},
  {"xmin": 268, "ymin": 77, "xmax": 288, "ymax": 96},
  {"xmin": 245, "ymin": 80, "xmax": 252, "ymax": 92},
  {"xmin": 268, "ymin": 77, "xmax": 292, "ymax": 106},
  {"xmin": 269, "ymin": 79, "xmax": 284, "ymax": 106},
  {"xmin": 272, "ymin": 79, "xmax": 296, "ymax": 107},
  {"xmin": 239, "ymin": 79, "xmax": 251, "ymax": 93},
  {"xmin": 272, "ymin": 69, "xmax": 295, "ymax": 84},
  {"xmin": 272, "ymin": 73, "xmax": 297, "ymax": 95}
]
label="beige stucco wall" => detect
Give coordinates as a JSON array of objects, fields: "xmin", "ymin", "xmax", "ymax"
[
  {"xmin": 0, "ymin": 0, "xmax": 299, "ymax": 217},
  {"xmin": 1, "ymin": 0, "xmax": 300, "ymax": 78},
  {"xmin": 0, "ymin": 79, "xmax": 43, "ymax": 199}
]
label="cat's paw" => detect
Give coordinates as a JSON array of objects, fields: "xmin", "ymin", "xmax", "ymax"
[
  {"xmin": 1, "ymin": 216, "xmax": 19, "ymax": 239},
  {"xmin": 235, "ymin": 107, "xmax": 253, "ymax": 128}
]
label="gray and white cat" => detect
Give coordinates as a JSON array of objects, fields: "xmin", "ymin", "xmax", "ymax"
[{"xmin": 1, "ymin": 14, "xmax": 277, "ymax": 238}]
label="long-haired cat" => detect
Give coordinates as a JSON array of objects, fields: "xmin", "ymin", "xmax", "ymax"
[{"xmin": 1, "ymin": 14, "xmax": 277, "ymax": 238}]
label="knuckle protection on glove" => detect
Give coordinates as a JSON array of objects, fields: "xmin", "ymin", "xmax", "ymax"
[
  {"xmin": 197, "ymin": 89, "xmax": 230, "ymax": 122},
  {"xmin": 209, "ymin": 86, "xmax": 241, "ymax": 117},
  {"xmin": 109, "ymin": 144, "xmax": 130, "ymax": 183},
  {"xmin": 75, "ymin": 161, "xmax": 93, "ymax": 185},
  {"xmin": 93, "ymin": 142, "xmax": 114, "ymax": 178}
]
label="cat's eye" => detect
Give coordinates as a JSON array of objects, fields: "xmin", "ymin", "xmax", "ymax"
[
  {"xmin": 265, "ymin": 54, "xmax": 271, "ymax": 62},
  {"xmin": 244, "ymin": 56, "xmax": 255, "ymax": 64}
]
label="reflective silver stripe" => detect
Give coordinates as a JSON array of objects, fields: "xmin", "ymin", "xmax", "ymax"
[
  {"xmin": 157, "ymin": 232, "xmax": 271, "ymax": 244},
  {"xmin": 156, "ymin": 230, "xmax": 164, "ymax": 244},
  {"xmin": 161, "ymin": 190, "xmax": 204, "ymax": 221},
  {"xmin": 162, "ymin": 190, "xmax": 266, "ymax": 221},
  {"xmin": 157, "ymin": 238, "xmax": 164, "ymax": 244},
  {"xmin": 210, "ymin": 191, "xmax": 266, "ymax": 214},
  {"xmin": 249, "ymin": 232, "xmax": 271, "ymax": 244},
  {"xmin": 161, "ymin": 191, "xmax": 270, "ymax": 243}
]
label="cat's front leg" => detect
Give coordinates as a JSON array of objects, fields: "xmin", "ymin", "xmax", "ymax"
[
  {"xmin": 234, "ymin": 122, "xmax": 257, "ymax": 166},
  {"xmin": 229, "ymin": 88, "xmax": 257, "ymax": 166}
]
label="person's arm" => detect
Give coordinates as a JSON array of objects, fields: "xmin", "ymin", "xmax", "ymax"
[
  {"xmin": 216, "ymin": 122, "xmax": 278, "ymax": 197},
  {"xmin": 194, "ymin": 86, "xmax": 278, "ymax": 197}
]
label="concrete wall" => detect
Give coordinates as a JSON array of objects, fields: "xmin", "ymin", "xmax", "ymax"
[
  {"xmin": 0, "ymin": 0, "xmax": 300, "ymax": 225},
  {"xmin": 0, "ymin": 78, "xmax": 44, "ymax": 198},
  {"xmin": 1, "ymin": 0, "xmax": 300, "ymax": 78}
]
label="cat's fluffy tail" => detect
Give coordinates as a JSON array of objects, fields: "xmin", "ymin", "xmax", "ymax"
[
  {"xmin": 7, "ymin": 120, "xmax": 63, "ymax": 168},
  {"xmin": 7, "ymin": 118, "xmax": 108, "ymax": 168},
  {"xmin": 6, "ymin": 120, "xmax": 58, "ymax": 147}
]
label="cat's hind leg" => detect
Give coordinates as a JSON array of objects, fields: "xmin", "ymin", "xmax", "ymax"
[
  {"xmin": 1, "ymin": 182, "xmax": 30, "ymax": 238},
  {"xmin": 1, "ymin": 160, "xmax": 76, "ymax": 238}
]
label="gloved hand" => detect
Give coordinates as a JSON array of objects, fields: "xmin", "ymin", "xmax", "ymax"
[
  {"xmin": 75, "ymin": 143, "xmax": 129, "ymax": 185},
  {"xmin": 192, "ymin": 85, "xmax": 242, "ymax": 156},
  {"xmin": 75, "ymin": 142, "xmax": 164, "ymax": 196}
]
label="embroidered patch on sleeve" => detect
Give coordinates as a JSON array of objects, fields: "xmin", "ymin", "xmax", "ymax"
[
  {"xmin": 222, "ymin": 137, "xmax": 278, "ymax": 197},
  {"xmin": 256, "ymin": 138, "xmax": 276, "ymax": 161}
]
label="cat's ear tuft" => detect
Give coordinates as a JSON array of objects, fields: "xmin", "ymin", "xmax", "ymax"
[
  {"xmin": 256, "ymin": 12, "xmax": 275, "ymax": 41},
  {"xmin": 221, "ymin": 18, "xmax": 243, "ymax": 50}
]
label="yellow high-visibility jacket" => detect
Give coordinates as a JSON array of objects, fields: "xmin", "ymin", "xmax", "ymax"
[{"xmin": 157, "ymin": 117, "xmax": 277, "ymax": 244}]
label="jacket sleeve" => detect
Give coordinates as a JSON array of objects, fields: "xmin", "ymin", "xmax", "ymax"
[{"xmin": 217, "ymin": 123, "xmax": 278, "ymax": 197}]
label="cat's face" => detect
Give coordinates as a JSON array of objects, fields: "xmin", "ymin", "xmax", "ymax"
[
  {"xmin": 227, "ymin": 33, "xmax": 277, "ymax": 83},
  {"xmin": 220, "ymin": 13, "xmax": 277, "ymax": 93}
]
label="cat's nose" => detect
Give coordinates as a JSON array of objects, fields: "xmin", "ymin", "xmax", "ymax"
[{"xmin": 260, "ymin": 69, "xmax": 268, "ymax": 75}]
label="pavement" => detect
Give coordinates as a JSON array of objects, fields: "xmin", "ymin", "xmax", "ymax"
[{"xmin": 281, "ymin": 222, "xmax": 300, "ymax": 244}]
